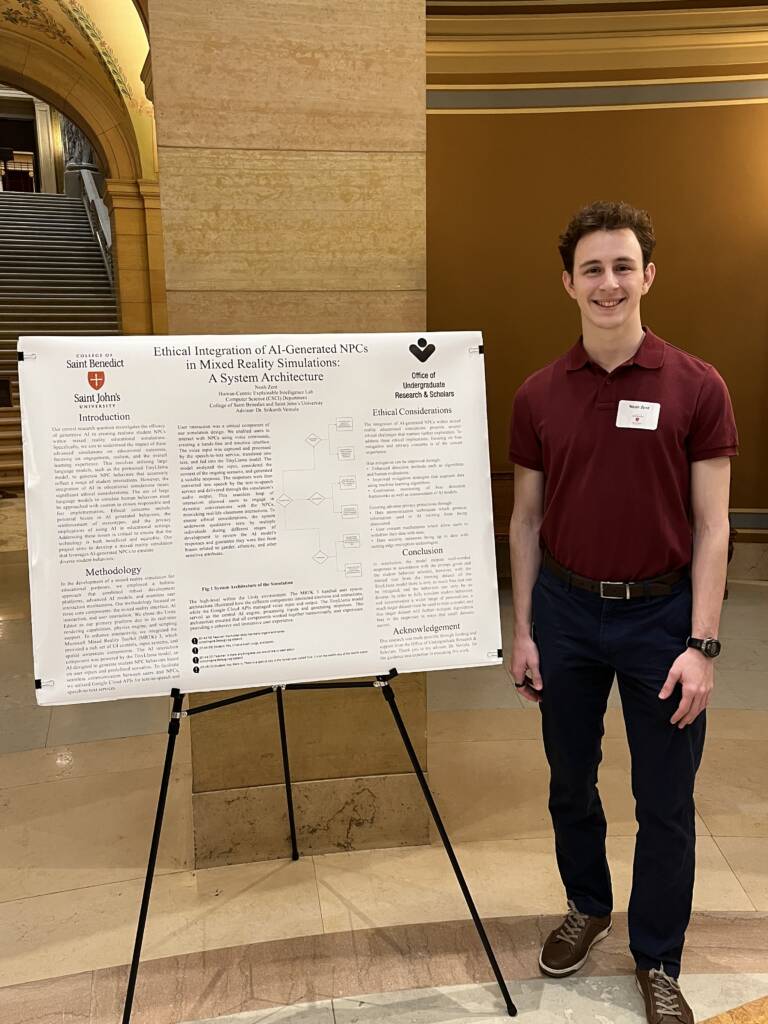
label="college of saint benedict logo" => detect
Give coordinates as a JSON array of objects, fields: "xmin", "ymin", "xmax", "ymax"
[{"xmin": 88, "ymin": 371, "xmax": 105, "ymax": 391}]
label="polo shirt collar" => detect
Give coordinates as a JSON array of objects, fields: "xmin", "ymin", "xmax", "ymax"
[{"xmin": 566, "ymin": 328, "xmax": 665, "ymax": 372}]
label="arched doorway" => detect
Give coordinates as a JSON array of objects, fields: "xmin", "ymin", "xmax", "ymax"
[{"xmin": 0, "ymin": 14, "xmax": 166, "ymax": 337}]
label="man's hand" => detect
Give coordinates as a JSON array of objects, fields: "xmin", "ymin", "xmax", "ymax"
[
  {"xmin": 658, "ymin": 648, "xmax": 715, "ymax": 728},
  {"xmin": 508, "ymin": 635, "xmax": 544, "ymax": 703}
]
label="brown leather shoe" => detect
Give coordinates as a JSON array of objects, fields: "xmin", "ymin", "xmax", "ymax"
[
  {"xmin": 636, "ymin": 968, "xmax": 695, "ymax": 1023},
  {"xmin": 538, "ymin": 899, "xmax": 612, "ymax": 977}
]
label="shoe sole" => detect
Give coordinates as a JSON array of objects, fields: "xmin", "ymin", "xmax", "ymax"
[{"xmin": 538, "ymin": 922, "xmax": 612, "ymax": 978}]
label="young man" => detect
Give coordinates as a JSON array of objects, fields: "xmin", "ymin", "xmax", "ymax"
[{"xmin": 508, "ymin": 201, "xmax": 738, "ymax": 1024}]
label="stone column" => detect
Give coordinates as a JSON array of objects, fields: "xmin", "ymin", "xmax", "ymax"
[
  {"xmin": 147, "ymin": 0, "xmax": 427, "ymax": 862},
  {"xmin": 32, "ymin": 100, "xmax": 57, "ymax": 194},
  {"xmin": 103, "ymin": 178, "xmax": 168, "ymax": 335}
]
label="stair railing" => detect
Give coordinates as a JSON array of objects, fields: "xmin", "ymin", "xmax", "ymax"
[{"xmin": 80, "ymin": 169, "xmax": 114, "ymax": 288}]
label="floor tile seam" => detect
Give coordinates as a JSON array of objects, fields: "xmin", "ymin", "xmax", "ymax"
[
  {"xmin": 429, "ymin": 736, "xmax": 543, "ymax": 745},
  {"xmin": 0, "ymin": 759, "xmax": 194, "ymax": 792},
  {"xmin": 708, "ymin": 835, "xmax": 768, "ymax": 840},
  {"xmin": 311, "ymin": 854, "xmax": 329, "ymax": 936},
  {"xmin": 0, "ymin": 866, "xmax": 191, "ymax": 907},
  {"xmin": 710, "ymin": 836, "xmax": 759, "ymax": 912}
]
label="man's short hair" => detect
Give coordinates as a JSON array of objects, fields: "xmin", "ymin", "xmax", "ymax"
[{"xmin": 558, "ymin": 200, "xmax": 656, "ymax": 276}]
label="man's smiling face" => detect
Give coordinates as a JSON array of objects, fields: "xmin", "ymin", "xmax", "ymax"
[{"xmin": 563, "ymin": 228, "xmax": 655, "ymax": 333}]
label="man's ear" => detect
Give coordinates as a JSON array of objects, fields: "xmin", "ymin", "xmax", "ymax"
[
  {"xmin": 562, "ymin": 269, "xmax": 576, "ymax": 299},
  {"xmin": 642, "ymin": 261, "xmax": 656, "ymax": 294}
]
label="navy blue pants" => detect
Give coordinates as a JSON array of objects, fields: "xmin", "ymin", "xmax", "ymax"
[{"xmin": 531, "ymin": 565, "xmax": 706, "ymax": 978}]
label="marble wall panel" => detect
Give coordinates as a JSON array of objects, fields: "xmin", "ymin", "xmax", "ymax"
[
  {"xmin": 149, "ymin": 0, "xmax": 424, "ymax": 153},
  {"xmin": 167, "ymin": 290, "xmax": 426, "ymax": 336},
  {"xmin": 158, "ymin": 149, "xmax": 425, "ymax": 293},
  {"xmin": 193, "ymin": 771, "xmax": 429, "ymax": 866},
  {"xmin": 729, "ymin": 542, "xmax": 768, "ymax": 581},
  {"xmin": 189, "ymin": 675, "xmax": 426, "ymax": 793}
]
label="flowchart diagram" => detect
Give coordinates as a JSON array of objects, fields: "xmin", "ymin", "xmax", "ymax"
[{"xmin": 274, "ymin": 416, "xmax": 364, "ymax": 577}]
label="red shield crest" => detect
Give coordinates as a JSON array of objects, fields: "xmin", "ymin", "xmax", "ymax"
[{"xmin": 88, "ymin": 371, "xmax": 105, "ymax": 391}]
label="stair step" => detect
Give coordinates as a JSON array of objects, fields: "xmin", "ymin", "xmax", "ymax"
[
  {"xmin": 0, "ymin": 254, "xmax": 103, "ymax": 262},
  {"xmin": 0, "ymin": 274, "xmax": 112, "ymax": 282},
  {"xmin": 0, "ymin": 299, "xmax": 117, "ymax": 307},
  {"xmin": 0, "ymin": 215, "xmax": 90, "ymax": 222},
  {"xmin": 0, "ymin": 276, "xmax": 112, "ymax": 284},
  {"xmin": 0, "ymin": 272, "xmax": 110, "ymax": 279},
  {"xmin": 0, "ymin": 222, "xmax": 90, "ymax": 231},
  {"xmin": 0, "ymin": 228, "xmax": 93, "ymax": 237},
  {"xmin": 0, "ymin": 244, "xmax": 100, "ymax": 250},
  {"xmin": 0, "ymin": 236, "xmax": 97, "ymax": 243},
  {"xmin": 0, "ymin": 289, "xmax": 114, "ymax": 297},
  {"xmin": 0, "ymin": 224, "xmax": 91, "ymax": 231},
  {"xmin": 0, "ymin": 245, "xmax": 94, "ymax": 252},
  {"xmin": 0, "ymin": 294, "xmax": 116, "ymax": 302},
  {"xmin": 12, "ymin": 330, "xmax": 122, "ymax": 336},
  {"xmin": 0, "ymin": 313, "xmax": 115, "ymax": 322},
  {"xmin": 0, "ymin": 308, "xmax": 117, "ymax": 316},
  {"xmin": 0, "ymin": 194, "xmax": 83, "ymax": 201},
  {"xmin": 0, "ymin": 266, "xmax": 107, "ymax": 274}
]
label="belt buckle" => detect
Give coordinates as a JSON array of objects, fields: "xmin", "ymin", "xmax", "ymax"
[{"xmin": 600, "ymin": 580, "xmax": 631, "ymax": 600}]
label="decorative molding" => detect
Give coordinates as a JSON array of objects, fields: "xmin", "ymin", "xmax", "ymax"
[
  {"xmin": 428, "ymin": 76, "xmax": 768, "ymax": 109},
  {"xmin": 427, "ymin": 6, "xmax": 768, "ymax": 83},
  {"xmin": 1, "ymin": 0, "xmax": 73, "ymax": 47},
  {"xmin": 54, "ymin": 0, "xmax": 133, "ymax": 101},
  {"xmin": 427, "ymin": 1, "xmax": 768, "ymax": 13},
  {"xmin": 140, "ymin": 51, "xmax": 153, "ymax": 103}
]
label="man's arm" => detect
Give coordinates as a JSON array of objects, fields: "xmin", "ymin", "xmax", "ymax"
[
  {"xmin": 659, "ymin": 456, "xmax": 732, "ymax": 727},
  {"xmin": 690, "ymin": 456, "xmax": 732, "ymax": 639},
  {"xmin": 508, "ymin": 465, "xmax": 545, "ymax": 702}
]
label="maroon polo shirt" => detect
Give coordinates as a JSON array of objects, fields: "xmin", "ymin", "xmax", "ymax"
[{"xmin": 508, "ymin": 329, "xmax": 738, "ymax": 581}]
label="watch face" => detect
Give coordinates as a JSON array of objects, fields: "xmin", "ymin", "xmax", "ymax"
[{"xmin": 703, "ymin": 639, "xmax": 722, "ymax": 658}]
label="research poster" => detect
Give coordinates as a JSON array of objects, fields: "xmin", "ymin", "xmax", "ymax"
[{"xmin": 18, "ymin": 332, "xmax": 502, "ymax": 706}]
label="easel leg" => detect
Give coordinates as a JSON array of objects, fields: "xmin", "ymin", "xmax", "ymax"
[
  {"xmin": 380, "ymin": 683, "xmax": 517, "ymax": 1017},
  {"xmin": 122, "ymin": 688, "xmax": 185, "ymax": 1024},
  {"xmin": 275, "ymin": 686, "xmax": 299, "ymax": 861}
]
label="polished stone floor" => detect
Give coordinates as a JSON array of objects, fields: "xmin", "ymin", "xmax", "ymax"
[{"xmin": 0, "ymin": 495, "xmax": 766, "ymax": 1023}]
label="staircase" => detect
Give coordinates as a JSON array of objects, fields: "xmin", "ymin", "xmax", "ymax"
[{"xmin": 0, "ymin": 191, "xmax": 120, "ymax": 492}]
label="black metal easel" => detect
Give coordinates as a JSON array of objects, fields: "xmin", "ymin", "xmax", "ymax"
[{"xmin": 122, "ymin": 670, "xmax": 517, "ymax": 1023}]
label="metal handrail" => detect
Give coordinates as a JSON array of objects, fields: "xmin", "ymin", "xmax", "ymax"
[{"xmin": 79, "ymin": 169, "xmax": 113, "ymax": 288}]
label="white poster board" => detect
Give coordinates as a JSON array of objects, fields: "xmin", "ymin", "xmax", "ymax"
[{"xmin": 19, "ymin": 332, "xmax": 502, "ymax": 705}]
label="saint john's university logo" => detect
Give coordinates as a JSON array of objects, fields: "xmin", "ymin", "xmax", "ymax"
[{"xmin": 88, "ymin": 371, "xmax": 105, "ymax": 391}]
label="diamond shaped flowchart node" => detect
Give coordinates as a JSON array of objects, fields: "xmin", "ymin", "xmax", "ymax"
[
  {"xmin": 305, "ymin": 433, "xmax": 322, "ymax": 447},
  {"xmin": 313, "ymin": 551, "xmax": 329, "ymax": 564},
  {"xmin": 276, "ymin": 493, "xmax": 292, "ymax": 507},
  {"xmin": 308, "ymin": 492, "xmax": 325, "ymax": 505}
]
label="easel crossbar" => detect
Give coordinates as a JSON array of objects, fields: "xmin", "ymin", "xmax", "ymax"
[{"xmin": 121, "ymin": 677, "xmax": 517, "ymax": 1023}]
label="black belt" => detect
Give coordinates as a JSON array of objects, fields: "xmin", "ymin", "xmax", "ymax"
[{"xmin": 542, "ymin": 550, "xmax": 688, "ymax": 600}]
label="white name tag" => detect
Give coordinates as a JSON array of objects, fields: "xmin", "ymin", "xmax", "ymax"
[{"xmin": 616, "ymin": 400, "xmax": 660, "ymax": 430}]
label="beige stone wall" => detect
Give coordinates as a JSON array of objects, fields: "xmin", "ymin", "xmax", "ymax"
[
  {"xmin": 149, "ymin": 0, "xmax": 426, "ymax": 335},
  {"xmin": 147, "ymin": 0, "xmax": 427, "ymax": 862}
]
